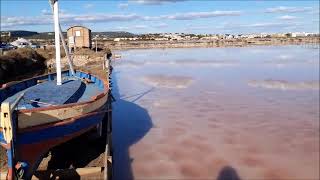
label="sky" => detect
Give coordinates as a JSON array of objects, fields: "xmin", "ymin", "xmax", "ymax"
[{"xmin": 1, "ymin": 0, "xmax": 319, "ymax": 34}]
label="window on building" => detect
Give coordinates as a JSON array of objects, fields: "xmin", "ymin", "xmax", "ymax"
[{"xmin": 75, "ymin": 31, "xmax": 81, "ymax": 37}]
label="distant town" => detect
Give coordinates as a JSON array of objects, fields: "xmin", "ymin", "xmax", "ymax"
[
  {"xmin": 1, "ymin": 30, "xmax": 319, "ymax": 41},
  {"xmin": 1, "ymin": 29, "xmax": 319, "ymax": 51},
  {"xmin": 111, "ymin": 32, "xmax": 319, "ymax": 41}
]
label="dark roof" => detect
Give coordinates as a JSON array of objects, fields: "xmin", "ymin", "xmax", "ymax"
[{"xmin": 67, "ymin": 25, "xmax": 91, "ymax": 31}]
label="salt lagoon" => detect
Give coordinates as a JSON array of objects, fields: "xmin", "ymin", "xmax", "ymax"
[{"xmin": 112, "ymin": 46, "xmax": 319, "ymax": 180}]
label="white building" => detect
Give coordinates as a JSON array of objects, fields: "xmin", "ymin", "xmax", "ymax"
[
  {"xmin": 291, "ymin": 32, "xmax": 308, "ymax": 37},
  {"xmin": 200, "ymin": 36, "xmax": 218, "ymax": 40},
  {"xmin": 155, "ymin": 38, "xmax": 169, "ymax": 41},
  {"xmin": 10, "ymin": 38, "xmax": 32, "ymax": 48}
]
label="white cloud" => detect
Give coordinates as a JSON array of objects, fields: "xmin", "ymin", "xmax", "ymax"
[
  {"xmin": 113, "ymin": 25, "xmax": 149, "ymax": 31},
  {"xmin": 84, "ymin": 3, "xmax": 94, "ymax": 9},
  {"xmin": 134, "ymin": 25, "xmax": 148, "ymax": 29},
  {"xmin": 131, "ymin": 0, "xmax": 185, "ymax": 5},
  {"xmin": 41, "ymin": 9, "xmax": 51, "ymax": 15},
  {"xmin": 1, "ymin": 10, "xmax": 243, "ymax": 29},
  {"xmin": 164, "ymin": 11, "xmax": 242, "ymax": 20},
  {"xmin": 309, "ymin": 9, "xmax": 320, "ymax": 16},
  {"xmin": 185, "ymin": 25, "xmax": 209, "ymax": 31},
  {"xmin": 242, "ymin": 22, "xmax": 299, "ymax": 28},
  {"xmin": 141, "ymin": 16, "xmax": 162, "ymax": 21},
  {"xmin": 113, "ymin": 26, "xmax": 130, "ymax": 31},
  {"xmin": 64, "ymin": 13, "xmax": 140, "ymax": 23},
  {"xmin": 277, "ymin": 15, "xmax": 297, "ymax": 21},
  {"xmin": 1, "ymin": 13, "xmax": 141, "ymax": 28},
  {"xmin": 40, "ymin": 8, "xmax": 68, "ymax": 16},
  {"xmin": 142, "ymin": 11, "xmax": 242, "ymax": 21},
  {"xmin": 1, "ymin": 16, "xmax": 51, "ymax": 28},
  {"xmin": 152, "ymin": 23, "xmax": 168, "ymax": 28},
  {"xmin": 265, "ymin": 6, "xmax": 312, "ymax": 13},
  {"xmin": 118, "ymin": 3, "xmax": 129, "ymax": 9},
  {"xmin": 115, "ymin": 23, "xmax": 168, "ymax": 30}
]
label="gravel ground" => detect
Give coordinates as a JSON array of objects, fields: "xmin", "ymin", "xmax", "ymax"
[{"xmin": 0, "ymin": 147, "xmax": 7, "ymax": 171}]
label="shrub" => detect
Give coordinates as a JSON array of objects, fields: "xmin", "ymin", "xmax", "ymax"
[{"xmin": 0, "ymin": 48, "xmax": 46, "ymax": 84}]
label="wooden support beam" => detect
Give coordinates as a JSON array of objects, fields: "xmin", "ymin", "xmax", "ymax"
[
  {"xmin": 0, "ymin": 92, "xmax": 24, "ymax": 143},
  {"xmin": 32, "ymin": 167, "xmax": 104, "ymax": 180}
]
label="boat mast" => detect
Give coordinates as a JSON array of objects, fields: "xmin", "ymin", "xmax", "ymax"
[
  {"xmin": 53, "ymin": 0, "xmax": 62, "ymax": 85},
  {"xmin": 49, "ymin": 0, "xmax": 75, "ymax": 76}
]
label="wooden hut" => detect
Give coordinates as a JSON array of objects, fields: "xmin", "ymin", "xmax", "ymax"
[{"xmin": 67, "ymin": 25, "xmax": 92, "ymax": 49}]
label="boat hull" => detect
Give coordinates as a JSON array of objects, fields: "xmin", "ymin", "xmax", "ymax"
[{"xmin": 17, "ymin": 110, "xmax": 107, "ymax": 178}]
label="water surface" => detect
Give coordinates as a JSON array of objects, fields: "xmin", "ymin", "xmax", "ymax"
[{"xmin": 112, "ymin": 46, "xmax": 319, "ymax": 180}]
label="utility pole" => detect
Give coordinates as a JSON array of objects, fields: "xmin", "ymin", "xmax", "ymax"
[
  {"xmin": 96, "ymin": 38, "xmax": 98, "ymax": 53},
  {"xmin": 95, "ymin": 35, "xmax": 98, "ymax": 53}
]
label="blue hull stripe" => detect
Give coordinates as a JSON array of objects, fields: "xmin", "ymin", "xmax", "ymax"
[
  {"xmin": 7, "ymin": 149, "xmax": 13, "ymax": 168},
  {"xmin": 0, "ymin": 133, "xmax": 5, "ymax": 144},
  {"xmin": 18, "ymin": 112, "xmax": 105, "ymax": 144}
]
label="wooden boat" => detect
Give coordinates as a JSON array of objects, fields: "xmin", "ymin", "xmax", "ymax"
[
  {"xmin": 0, "ymin": 69, "xmax": 112, "ymax": 179},
  {"xmin": 0, "ymin": 0, "xmax": 113, "ymax": 179}
]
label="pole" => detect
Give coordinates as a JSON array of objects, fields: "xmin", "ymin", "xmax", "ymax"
[
  {"xmin": 59, "ymin": 27, "xmax": 75, "ymax": 76},
  {"xmin": 53, "ymin": 0, "xmax": 62, "ymax": 85},
  {"xmin": 49, "ymin": 0, "xmax": 75, "ymax": 76},
  {"xmin": 95, "ymin": 38, "xmax": 98, "ymax": 53}
]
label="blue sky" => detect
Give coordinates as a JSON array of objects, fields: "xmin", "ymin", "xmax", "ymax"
[{"xmin": 1, "ymin": 0, "xmax": 319, "ymax": 34}]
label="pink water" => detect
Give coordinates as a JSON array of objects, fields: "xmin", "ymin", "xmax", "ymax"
[{"xmin": 112, "ymin": 46, "xmax": 319, "ymax": 180}]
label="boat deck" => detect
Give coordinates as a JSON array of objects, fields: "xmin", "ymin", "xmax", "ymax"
[{"xmin": 2, "ymin": 76, "xmax": 103, "ymax": 110}]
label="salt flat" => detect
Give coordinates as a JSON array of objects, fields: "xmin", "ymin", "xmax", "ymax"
[{"xmin": 112, "ymin": 46, "xmax": 319, "ymax": 180}]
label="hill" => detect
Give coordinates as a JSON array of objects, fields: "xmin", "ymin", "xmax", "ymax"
[
  {"xmin": 1, "ymin": 30, "xmax": 135, "ymax": 39},
  {"xmin": 27, "ymin": 32, "xmax": 67, "ymax": 40},
  {"xmin": 93, "ymin": 31, "xmax": 136, "ymax": 38},
  {"xmin": 3, "ymin": 30, "xmax": 38, "ymax": 37}
]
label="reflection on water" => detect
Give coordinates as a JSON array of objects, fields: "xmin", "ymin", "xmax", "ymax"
[{"xmin": 112, "ymin": 46, "xmax": 319, "ymax": 180}]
